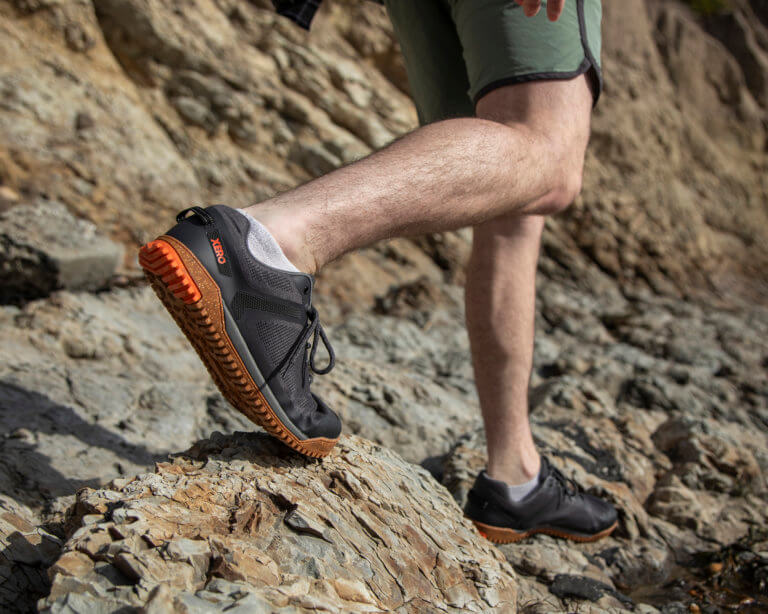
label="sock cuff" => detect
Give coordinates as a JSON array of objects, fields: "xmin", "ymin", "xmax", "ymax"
[
  {"xmin": 482, "ymin": 470, "xmax": 541, "ymax": 502},
  {"xmin": 236, "ymin": 209, "xmax": 300, "ymax": 273}
]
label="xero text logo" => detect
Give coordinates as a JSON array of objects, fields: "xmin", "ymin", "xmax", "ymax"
[{"xmin": 210, "ymin": 237, "xmax": 227, "ymax": 265}]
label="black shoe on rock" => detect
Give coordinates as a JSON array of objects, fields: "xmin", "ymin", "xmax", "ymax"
[
  {"xmin": 464, "ymin": 457, "xmax": 618, "ymax": 543},
  {"xmin": 139, "ymin": 205, "xmax": 340, "ymax": 458}
]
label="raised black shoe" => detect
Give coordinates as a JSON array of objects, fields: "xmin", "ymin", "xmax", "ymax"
[
  {"xmin": 139, "ymin": 205, "xmax": 340, "ymax": 457},
  {"xmin": 464, "ymin": 457, "xmax": 618, "ymax": 543}
]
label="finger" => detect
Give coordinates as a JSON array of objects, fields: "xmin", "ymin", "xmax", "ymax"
[
  {"xmin": 547, "ymin": 0, "xmax": 565, "ymax": 21},
  {"xmin": 523, "ymin": 0, "xmax": 541, "ymax": 17}
]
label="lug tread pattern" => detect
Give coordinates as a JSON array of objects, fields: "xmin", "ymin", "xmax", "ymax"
[{"xmin": 471, "ymin": 520, "xmax": 618, "ymax": 544}]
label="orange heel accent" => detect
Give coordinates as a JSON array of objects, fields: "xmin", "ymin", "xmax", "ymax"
[{"xmin": 139, "ymin": 240, "xmax": 201, "ymax": 304}]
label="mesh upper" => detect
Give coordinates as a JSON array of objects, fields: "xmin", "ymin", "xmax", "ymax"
[
  {"xmin": 210, "ymin": 205, "xmax": 323, "ymax": 426},
  {"xmin": 255, "ymin": 319, "xmax": 315, "ymax": 413},
  {"xmin": 245, "ymin": 263, "xmax": 302, "ymax": 302}
]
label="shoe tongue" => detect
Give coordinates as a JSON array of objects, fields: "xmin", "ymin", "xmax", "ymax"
[
  {"xmin": 209, "ymin": 204, "xmax": 249, "ymax": 236},
  {"xmin": 539, "ymin": 456, "xmax": 553, "ymax": 480}
]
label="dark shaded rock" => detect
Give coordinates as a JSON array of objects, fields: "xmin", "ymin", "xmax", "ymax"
[
  {"xmin": 0, "ymin": 202, "xmax": 123, "ymax": 304},
  {"xmin": 550, "ymin": 574, "xmax": 633, "ymax": 606},
  {"xmin": 0, "ymin": 496, "xmax": 62, "ymax": 614}
]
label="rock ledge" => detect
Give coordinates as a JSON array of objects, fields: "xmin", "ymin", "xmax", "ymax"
[{"xmin": 40, "ymin": 433, "xmax": 517, "ymax": 613}]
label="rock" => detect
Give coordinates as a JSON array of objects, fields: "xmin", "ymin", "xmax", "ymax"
[
  {"xmin": 0, "ymin": 186, "xmax": 20, "ymax": 204},
  {"xmin": 0, "ymin": 0, "xmax": 765, "ymax": 302},
  {"xmin": 40, "ymin": 432, "xmax": 518, "ymax": 613},
  {"xmin": 549, "ymin": 574, "xmax": 632, "ymax": 608},
  {"xmin": 652, "ymin": 416, "xmax": 764, "ymax": 495},
  {"xmin": 0, "ymin": 495, "xmax": 62, "ymax": 613},
  {"xmin": 432, "ymin": 283, "xmax": 768, "ymax": 609},
  {"xmin": 0, "ymin": 201, "xmax": 123, "ymax": 303},
  {"xmin": 0, "ymin": 287, "xmax": 255, "ymax": 512}
]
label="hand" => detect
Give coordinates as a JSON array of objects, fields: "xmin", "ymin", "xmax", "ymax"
[{"xmin": 515, "ymin": 0, "xmax": 566, "ymax": 22}]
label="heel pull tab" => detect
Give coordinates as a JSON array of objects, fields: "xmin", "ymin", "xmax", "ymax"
[{"xmin": 176, "ymin": 206, "xmax": 214, "ymax": 225}]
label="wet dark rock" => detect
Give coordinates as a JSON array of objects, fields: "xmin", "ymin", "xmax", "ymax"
[{"xmin": 549, "ymin": 574, "xmax": 631, "ymax": 605}]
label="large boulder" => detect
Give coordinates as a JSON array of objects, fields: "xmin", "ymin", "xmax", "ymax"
[{"xmin": 40, "ymin": 433, "xmax": 518, "ymax": 613}]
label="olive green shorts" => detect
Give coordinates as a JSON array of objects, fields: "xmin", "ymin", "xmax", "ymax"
[{"xmin": 383, "ymin": 0, "xmax": 602, "ymax": 125}]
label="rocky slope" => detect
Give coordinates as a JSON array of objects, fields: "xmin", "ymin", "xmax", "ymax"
[
  {"xmin": 40, "ymin": 433, "xmax": 519, "ymax": 613},
  {"xmin": 1, "ymin": 0, "xmax": 766, "ymax": 301},
  {"xmin": 1, "ymin": 0, "xmax": 767, "ymax": 612}
]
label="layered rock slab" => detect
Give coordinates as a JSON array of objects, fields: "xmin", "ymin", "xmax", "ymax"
[
  {"xmin": 0, "ymin": 201, "xmax": 123, "ymax": 303},
  {"xmin": 40, "ymin": 432, "xmax": 517, "ymax": 613},
  {"xmin": 0, "ymin": 496, "xmax": 61, "ymax": 614}
]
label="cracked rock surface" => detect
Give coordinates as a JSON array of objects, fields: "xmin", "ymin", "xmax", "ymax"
[{"xmin": 39, "ymin": 433, "xmax": 517, "ymax": 613}]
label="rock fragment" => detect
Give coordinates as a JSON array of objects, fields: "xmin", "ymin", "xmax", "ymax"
[{"xmin": 0, "ymin": 202, "xmax": 123, "ymax": 303}]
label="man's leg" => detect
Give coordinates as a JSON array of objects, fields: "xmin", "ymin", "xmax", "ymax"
[
  {"xmin": 465, "ymin": 214, "xmax": 545, "ymax": 486},
  {"xmin": 243, "ymin": 76, "xmax": 592, "ymax": 485},
  {"xmin": 465, "ymin": 78, "xmax": 592, "ymax": 487},
  {"xmin": 242, "ymin": 75, "xmax": 591, "ymax": 481},
  {"xmin": 242, "ymin": 78, "xmax": 590, "ymax": 274}
]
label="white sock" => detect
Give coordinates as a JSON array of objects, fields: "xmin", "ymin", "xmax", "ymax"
[
  {"xmin": 236, "ymin": 210, "xmax": 299, "ymax": 273},
  {"xmin": 505, "ymin": 474, "xmax": 540, "ymax": 502},
  {"xmin": 485, "ymin": 471, "xmax": 541, "ymax": 502}
]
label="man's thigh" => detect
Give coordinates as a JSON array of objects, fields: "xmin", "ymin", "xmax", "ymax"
[
  {"xmin": 476, "ymin": 76, "xmax": 593, "ymax": 147},
  {"xmin": 449, "ymin": 0, "xmax": 602, "ymax": 106}
]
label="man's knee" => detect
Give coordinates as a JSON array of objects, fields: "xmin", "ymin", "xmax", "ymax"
[
  {"xmin": 534, "ymin": 160, "xmax": 584, "ymax": 216},
  {"xmin": 482, "ymin": 119, "xmax": 587, "ymax": 217},
  {"xmin": 476, "ymin": 78, "xmax": 592, "ymax": 217}
]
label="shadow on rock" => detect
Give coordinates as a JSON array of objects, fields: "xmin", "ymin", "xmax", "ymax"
[
  {"xmin": 0, "ymin": 497, "xmax": 62, "ymax": 613},
  {"xmin": 0, "ymin": 381, "xmax": 166, "ymax": 505}
]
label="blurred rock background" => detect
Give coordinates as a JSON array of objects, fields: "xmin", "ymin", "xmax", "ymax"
[{"xmin": 0, "ymin": 0, "xmax": 767, "ymax": 612}]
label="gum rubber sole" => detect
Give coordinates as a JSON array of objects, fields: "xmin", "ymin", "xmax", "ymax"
[
  {"xmin": 472, "ymin": 520, "xmax": 618, "ymax": 544},
  {"xmin": 139, "ymin": 236, "xmax": 338, "ymax": 459}
]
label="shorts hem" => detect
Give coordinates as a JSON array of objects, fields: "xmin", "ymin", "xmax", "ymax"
[
  {"xmin": 472, "ymin": 58, "xmax": 595, "ymax": 103},
  {"xmin": 471, "ymin": 0, "xmax": 602, "ymax": 107}
]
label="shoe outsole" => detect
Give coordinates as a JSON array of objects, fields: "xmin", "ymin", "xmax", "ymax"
[
  {"xmin": 139, "ymin": 236, "xmax": 338, "ymax": 459},
  {"xmin": 471, "ymin": 520, "xmax": 618, "ymax": 544}
]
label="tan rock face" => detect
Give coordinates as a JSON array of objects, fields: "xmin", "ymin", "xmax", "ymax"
[
  {"xmin": 1, "ymin": 0, "xmax": 767, "ymax": 612},
  {"xmin": 1, "ymin": 0, "xmax": 767, "ymax": 301},
  {"xmin": 40, "ymin": 432, "xmax": 517, "ymax": 612}
]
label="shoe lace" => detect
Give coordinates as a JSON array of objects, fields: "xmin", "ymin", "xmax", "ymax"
[
  {"xmin": 549, "ymin": 464, "xmax": 581, "ymax": 507},
  {"xmin": 176, "ymin": 206, "xmax": 335, "ymax": 391},
  {"xmin": 264, "ymin": 305, "xmax": 335, "ymax": 390}
]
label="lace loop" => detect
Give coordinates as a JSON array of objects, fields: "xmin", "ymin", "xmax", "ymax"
[
  {"xmin": 309, "ymin": 310, "xmax": 335, "ymax": 375},
  {"xmin": 176, "ymin": 206, "xmax": 214, "ymax": 225},
  {"xmin": 549, "ymin": 462, "xmax": 580, "ymax": 506},
  {"xmin": 262, "ymin": 305, "xmax": 335, "ymax": 391}
]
